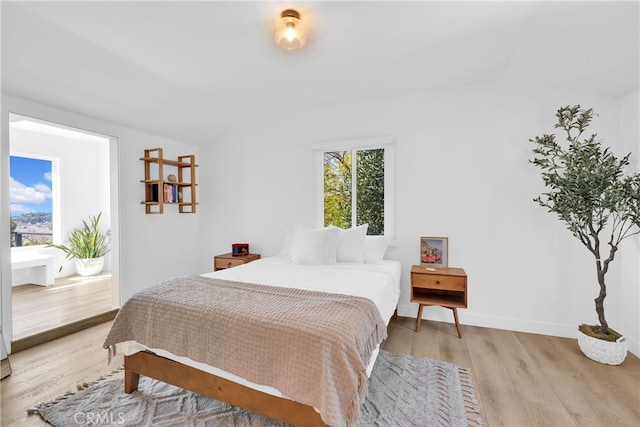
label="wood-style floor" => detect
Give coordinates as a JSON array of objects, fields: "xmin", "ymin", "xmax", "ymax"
[
  {"xmin": 12, "ymin": 273, "xmax": 114, "ymax": 341},
  {"xmin": 1, "ymin": 322, "xmax": 123, "ymax": 427},
  {"xmin": 1, "ymin": 317, "xmax": 639, "ymax": 426},
  {"xmin": 382, "ymin": 317, "xmax": 640, "ymax": 426}
]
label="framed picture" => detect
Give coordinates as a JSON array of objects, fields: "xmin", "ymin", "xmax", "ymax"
[{"xmin": 420, "ymin": 236, "xmax": 448, "ymax": 268}]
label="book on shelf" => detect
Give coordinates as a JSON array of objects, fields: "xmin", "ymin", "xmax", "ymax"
[
  {"xmin": 163, "ymin": 183, "xmax": 179, "ymax": 203},
  {"xmin": 150, "ymin": 183, "xmax": 159, "ymax": 202}
]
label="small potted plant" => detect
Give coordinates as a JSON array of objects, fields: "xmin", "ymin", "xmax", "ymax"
[
  {"xmin": 529, "ymin": 105, "xmax": 640, "ymax": 365},
  {"xmin": 48, "ymin": 212, "xmax": 111, "ymax": 276}
]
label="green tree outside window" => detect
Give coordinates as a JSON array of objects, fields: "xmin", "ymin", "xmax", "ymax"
[{"xmin": 324, "ymin": 148, "xmax": 385, "ymax": 234}]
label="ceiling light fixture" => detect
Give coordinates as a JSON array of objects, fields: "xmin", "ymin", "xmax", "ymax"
[{"xmin": 274, "ymin": 9, "xmax": 306, "ymax": 50}]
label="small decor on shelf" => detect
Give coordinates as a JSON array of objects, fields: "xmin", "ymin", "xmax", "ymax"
[
  {"xmin": 47, "ymin": 212, "xmax": 111, "ymax": 276},
  {"xmin": 529, "ymin": 105, "xmax": 640, "ymax": 365},
  {"xmin": 420, "ymin": 236, "xmax": 448, "ymax": 268},
  {"xmin": 232, "ymin": 243, "xmax": 250, "ymax": 256}
]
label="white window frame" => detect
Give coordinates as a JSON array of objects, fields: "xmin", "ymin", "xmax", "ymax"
[
  {"xmin": 312, "ymin": 136, "xmax": 395, "ymax": 239},
  {"xmin": 9, "ymin": 151, "xmax": 61, "ymax": 249}
]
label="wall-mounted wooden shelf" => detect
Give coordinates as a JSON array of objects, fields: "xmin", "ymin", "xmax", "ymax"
[{"xmin": 141, "ymin": 148, "xmax": 198, "ymax": 214}]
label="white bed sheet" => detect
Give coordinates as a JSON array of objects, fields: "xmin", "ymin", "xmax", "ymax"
[{"xmin": 121, "ymin": 256, "xmax": 401, "ymax": 400}]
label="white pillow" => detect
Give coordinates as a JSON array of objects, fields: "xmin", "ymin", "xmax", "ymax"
[
  {"xmin": 364, "ymin": 236, "xmax": 390, "ymax": 264},
  {"xmin": 290, "ymin": 226, "xmax": 339, "ymax": 265},
  {"xmin": 279, "ymin": 228, "xmax": 295, "ymax": 257},
  {"xmin": 334, "ymin": 224, "xmax": 368, "ymax": 263}
]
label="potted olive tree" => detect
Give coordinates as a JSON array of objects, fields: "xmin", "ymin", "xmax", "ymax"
[
  {"xmin": 48, "ymin": 212, "xmax": 111, "ymax": 276},
  {"xmin": 529, "ymin": 105, "xmax": 640, "ymax": 365}
]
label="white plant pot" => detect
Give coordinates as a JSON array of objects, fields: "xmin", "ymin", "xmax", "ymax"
[
  {"xmin": 75, "ymin": 256, "xmax": 104, "ymax": 276},
  {"xmin": 578, "ymin": 329, "xmax": 627, "ymax": 365}
]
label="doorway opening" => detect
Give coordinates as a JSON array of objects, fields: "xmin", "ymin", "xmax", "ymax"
[{"xmin": 8, "ymin": 113, "xmax": 120, "ymax": 348}]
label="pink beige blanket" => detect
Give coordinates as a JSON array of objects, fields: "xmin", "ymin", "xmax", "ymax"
[{"xmin": 103, "ymin": 275, "xmax": 387, "ymax": 427}]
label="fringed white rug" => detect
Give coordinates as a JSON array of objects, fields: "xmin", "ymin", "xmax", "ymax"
[{"xmin": 30, "ymin": 350, "xmax": 483, "ymax": 426}]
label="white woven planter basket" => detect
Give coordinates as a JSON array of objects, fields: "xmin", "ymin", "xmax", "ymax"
[
  {"xmin": 578, "ymin": 330, "xmax": 627, "ymax": 365},
  {"xmin": 75, "ymin": 256, "xmax": 105, "ymax": 277}
]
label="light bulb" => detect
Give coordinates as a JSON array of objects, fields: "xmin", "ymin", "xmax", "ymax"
[{"xmin": 285, "ymin": 24, "xmax": 296, "ymax": 42}]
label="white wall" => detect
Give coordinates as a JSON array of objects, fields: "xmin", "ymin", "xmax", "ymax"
[
  {"xmin": 616, "ymin": 90, "xmax": 640, "ymax": 355},
  {"xmin": 1, "ymin": 94, "xmax": 201, "ymax": 352},
  {"xmin": 2, "ymin": 87, "xmax": 636, "ymax": 359},
  {"xmin": 200, "ymin": 82, "xmax": 639, "ymax": 357}
]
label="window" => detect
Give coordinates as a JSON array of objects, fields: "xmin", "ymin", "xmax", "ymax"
[
  {"xmin": 314, "ymin": 137, "xmax": 394, "ymax": 237},
  {"xmin": 9, "ymin": 155, "xmax": 55, "ymax": 247}
]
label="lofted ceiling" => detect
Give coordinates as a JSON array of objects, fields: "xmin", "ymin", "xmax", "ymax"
[{"xmin": 2, "ymin": 1, "xmax": 638, "ymax": 145}]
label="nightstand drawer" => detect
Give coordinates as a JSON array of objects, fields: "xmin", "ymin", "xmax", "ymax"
[
  {"xmin": 215, "ymin": 257, "xmax": 246, "ymax": 270},
  {"xmin": 412, "ymin": 274, "xmax": 465, "ymax": 292},
  {"xmin": 214, "ymin": 253, "xmax": 261, "ymax": 271}
]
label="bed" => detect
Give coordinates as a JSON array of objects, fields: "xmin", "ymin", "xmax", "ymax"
[{"xmin": 104, "ymin": 227, "xmax": 399, "ymax": 427}]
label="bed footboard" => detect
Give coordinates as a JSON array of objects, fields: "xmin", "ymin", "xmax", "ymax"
[{"xmin": 124, "ymin": 351, "xmax": 328, "ymax": 427}]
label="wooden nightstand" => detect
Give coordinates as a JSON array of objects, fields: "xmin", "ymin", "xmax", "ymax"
[
  {"xmin": 411, "ymin": 265, "xmax": 467, "ymax": 338},
  {"xmin": 214, "ymin": 253, "xmax": 260, "ymax": 271}
]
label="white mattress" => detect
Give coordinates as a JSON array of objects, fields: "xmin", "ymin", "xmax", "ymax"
[{"xmin": 121, "ymin": 256, "xmax": 401, "ymax": 399}]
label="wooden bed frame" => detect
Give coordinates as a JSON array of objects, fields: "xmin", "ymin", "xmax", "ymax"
[
  {"xmin": 124, "ymin": 350, "xmax": 328, "ymax": 427},
  {"xmin": 124, "ymin": 310, "xmax": 397, "ymax": 426}
]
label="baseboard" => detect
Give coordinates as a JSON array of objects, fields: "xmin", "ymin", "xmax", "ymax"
[{"xmin": 11, "ymin": 308, "xmax": 118, "ymax": 353}]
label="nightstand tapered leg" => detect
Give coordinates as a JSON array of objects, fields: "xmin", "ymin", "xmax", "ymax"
[
  {"xmin": 452, "ymin": 307, "xmax": 462, "ymax": 338},
  {"xmin": 415, "ymin": 304, "xmax": 424, "ymax": 332}
]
